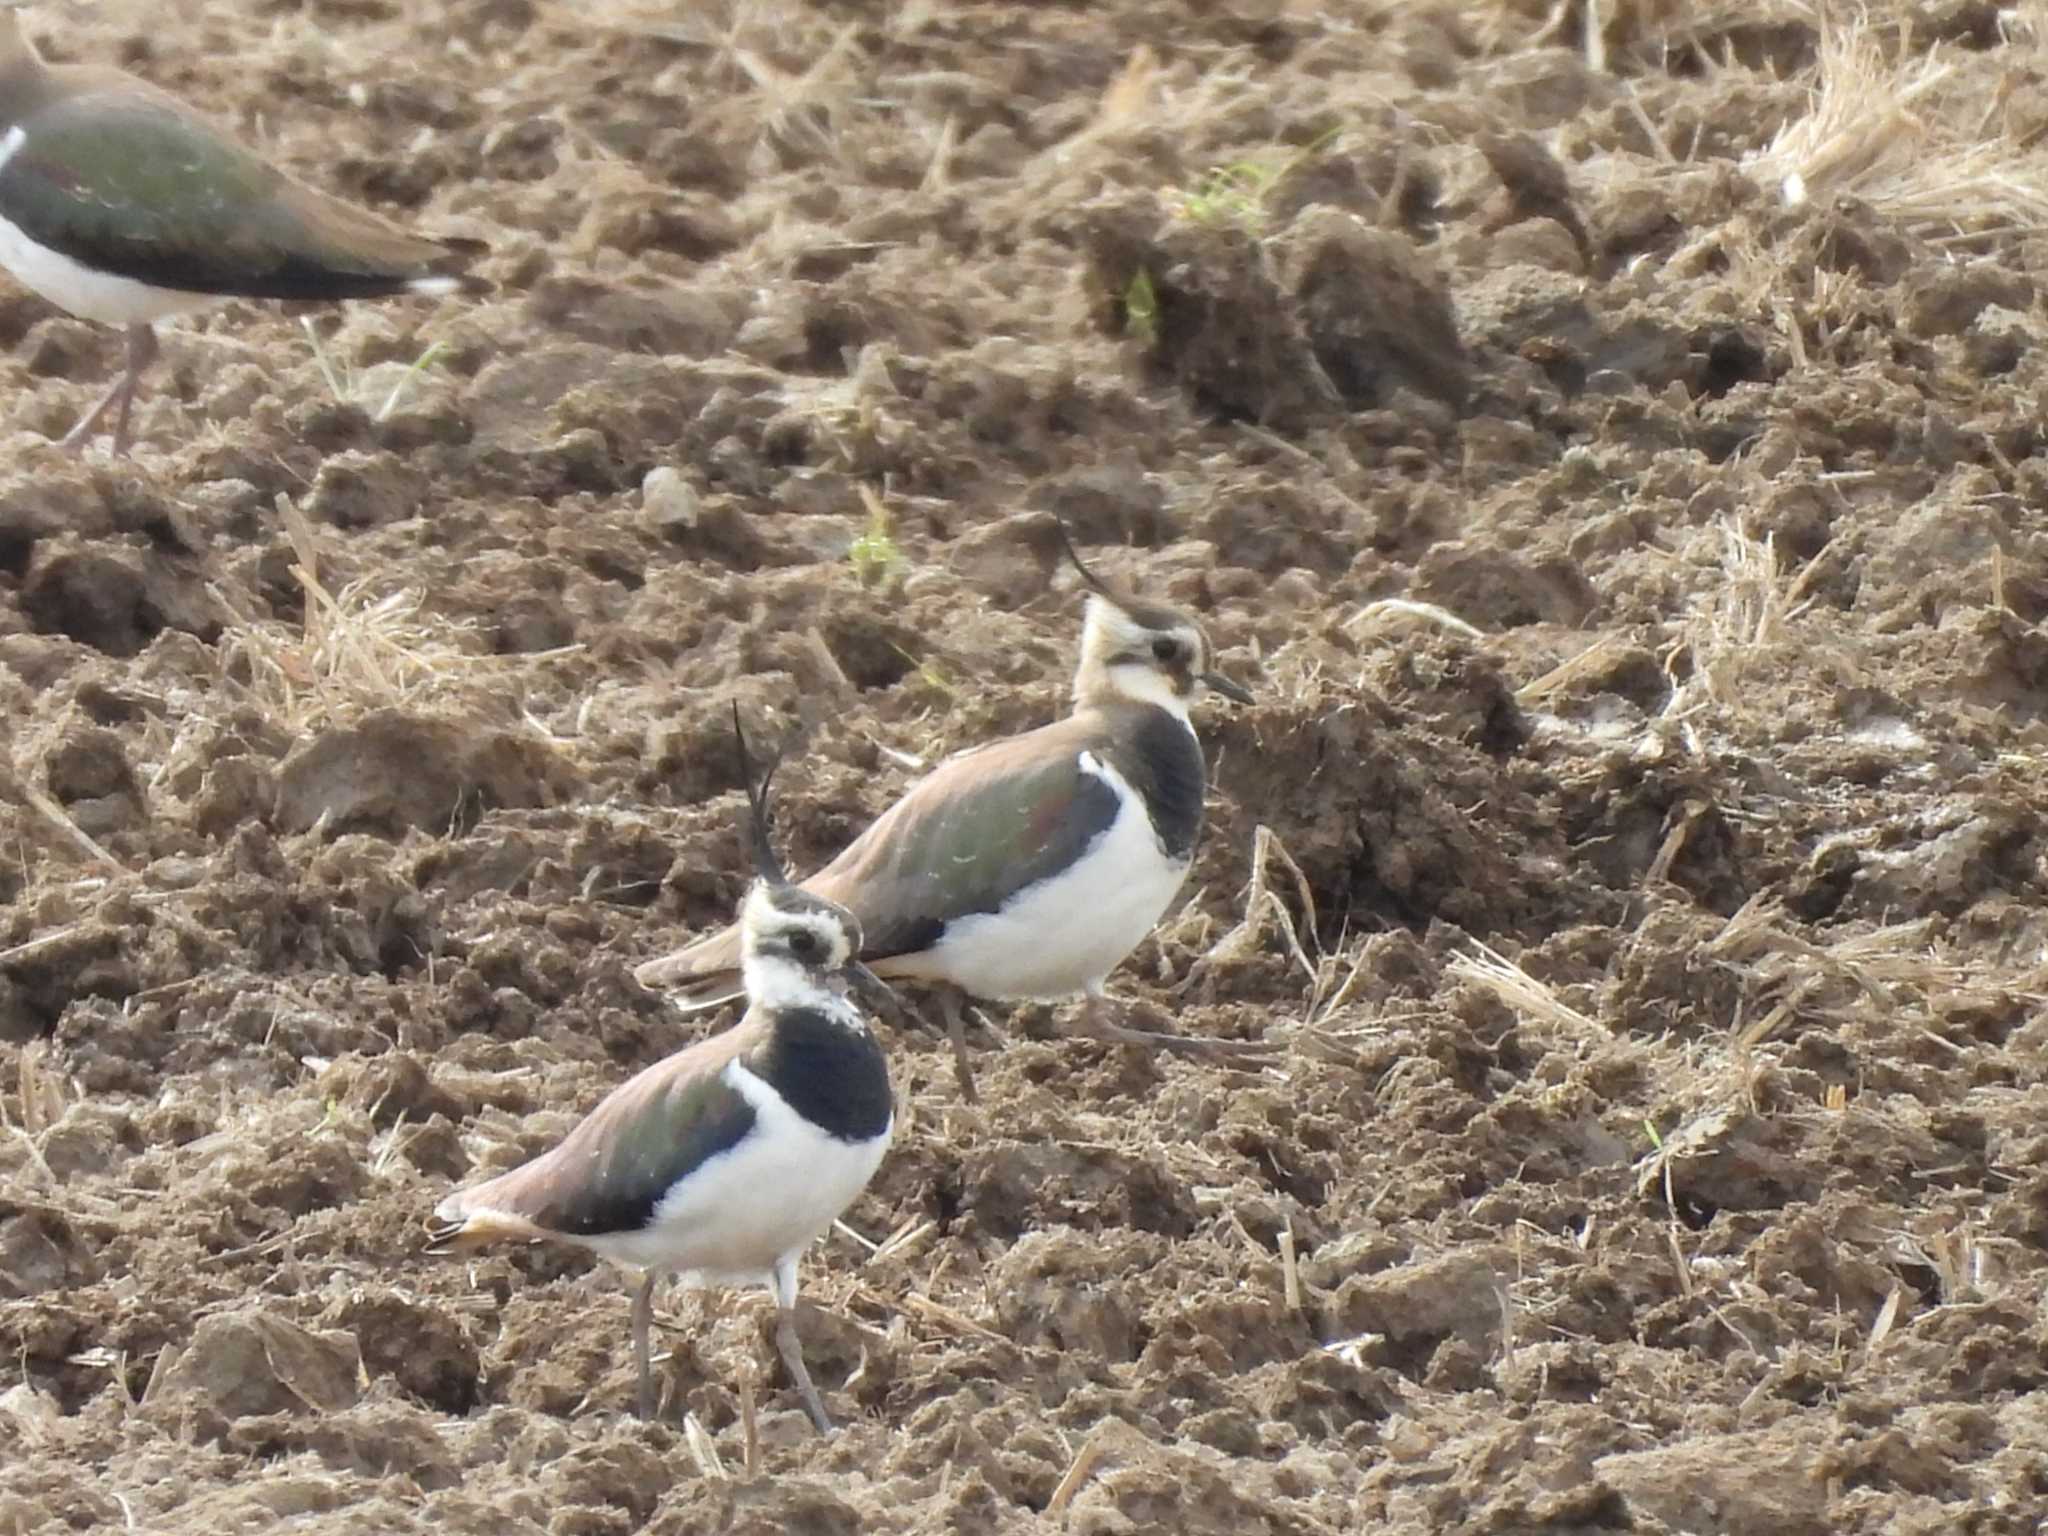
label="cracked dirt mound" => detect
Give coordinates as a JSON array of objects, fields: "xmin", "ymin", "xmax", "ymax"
[{"xmin": 6, "ymin": 2, "xmax": 2048, "ymax": 1532}]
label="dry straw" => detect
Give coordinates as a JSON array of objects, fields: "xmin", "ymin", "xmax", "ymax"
[
  {"xmin": 213, "ymin": 495, "xmax": 578, "ymax": 735},
  {"xmin": 1447, "ymin": 939, "xmax": 1608, "ymax": 1042},
  {"xmin": 1743, "ymin": 9, "xmax": 2048, "ymax": 239}
]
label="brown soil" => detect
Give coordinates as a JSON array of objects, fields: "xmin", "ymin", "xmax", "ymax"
[{"xmin": 6, "ymin": 2, "xmax": 2048, "ymax": 1532}]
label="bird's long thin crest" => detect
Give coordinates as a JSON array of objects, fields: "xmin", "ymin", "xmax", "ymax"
[
  {"xmin": 732, "ymin": 702, "xmax": 788, "ymax": 886},
  {"xmin": 1051, "ymin": 517, "xmax": 1124, "ymax": 603}
]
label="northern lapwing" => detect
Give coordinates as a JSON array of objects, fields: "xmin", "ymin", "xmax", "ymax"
[
  {"xmin": 429, "ymin": 713, "xmax": 895, "ymax": 1431},
  {"xmin": 634, "ymin": 523, "xmax": 1269, "ymax": 1100},
  {"xmin": 0, "ymin": 6, "xmax": 487, "ymax": 455}
]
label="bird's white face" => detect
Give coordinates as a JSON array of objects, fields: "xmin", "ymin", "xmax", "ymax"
[
  {"xmin": 743, "ymin": 884, "xmax": 859, "ymax": 968},
  {"xmin": 739, "ymin": 884, "xmax": 863, "ymax": 1013},
  {"xmin": 1077, "ymin": 595, "xmax": 1230, "ymax": 716}
]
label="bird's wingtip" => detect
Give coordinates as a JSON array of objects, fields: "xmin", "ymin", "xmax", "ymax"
[
  {"xmin": 408, "ymin": 237, "xmax": 492, "ymax": 298},
  {"xmin": 631, "ymin": 953, "xmax": 681, "ymax": 988},
  {"xmin": 423, "ymin": 1192, "xmax": 471, "ymax": 1251},
  {"xmin": 632, "ymin": 945, "xmax": 743, "ymax": 1001}
]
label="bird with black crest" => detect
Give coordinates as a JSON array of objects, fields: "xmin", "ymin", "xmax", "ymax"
[
  {"xmin": 0, "ymin": 3, "xmax": 487, "ymax": 454},
  {"xmin": 635, "ymin": 519, "xmax": 1272, "ymax": 1101},
  {"xmin": 429, "ymin": 708, "xmax": 896, "ymax": 1431}
]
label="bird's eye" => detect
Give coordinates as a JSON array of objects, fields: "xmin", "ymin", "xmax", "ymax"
[
  {"xmin": 788, "ymin": 929, "xmax": 821, "ymax": 959},
  {"xmin": 1152, "ymin": 636, "xmax": 1180, "ymax": 662}
]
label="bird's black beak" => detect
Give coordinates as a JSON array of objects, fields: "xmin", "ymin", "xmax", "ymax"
[{"xmin": 1202, "ymin": 671, "xmax": 1254, "ymax": 705}]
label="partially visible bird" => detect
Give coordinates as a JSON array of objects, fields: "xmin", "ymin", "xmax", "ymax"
[
  {"xmin": 0, "ymin": 6, "xmax": 487, "ymax": 455},
  {"xmin": 429, "ymin": 712, "xmax": 894, "ymax": 1431},
  {"xmin": 635, "ymin": 522, "xmax": 1270, "ymax": 1100}
]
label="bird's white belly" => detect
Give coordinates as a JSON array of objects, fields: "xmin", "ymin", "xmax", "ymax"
[
  {"xmin": 0, "ymin": 209, "xmax": 220, "ymax": 327},
  {"xmin": 583, "ymin": 1062, "xmax": 891, "ymax": 1282},
  {"xmin": 913, "ymin": 789, "xmax": 1191, "ymax": 1000}
]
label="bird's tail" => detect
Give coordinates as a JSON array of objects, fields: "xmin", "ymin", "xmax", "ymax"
[{"xmin": 424, "ymin": 1199, "xmax": 547, "ymax": 1256}]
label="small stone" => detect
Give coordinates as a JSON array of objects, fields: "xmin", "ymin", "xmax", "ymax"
[{"xmin": 642, "ymin": 465, "xmax": 699, "ymax": 533}]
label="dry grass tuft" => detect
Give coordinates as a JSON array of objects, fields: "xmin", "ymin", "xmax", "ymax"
[
  {"xmin": 1490, "ymin": 0, "xmax": 1816, "ymax": 71},
  {"xmin": 1705, "ymin": 896, "xmax": 2044, "ymax": 1048},
  {"xmin": 214, "ymin": 497, "xmax": 576, "ymax": 735},
  {"xmin": 1743, "ymin": 10, "xmax": 2048, "ymax": 238},
  {"xmin": 1449, "ymin": 939, "xmax": 1608, "ymax": 1042},
  {"xmin": 608, "ymin": 3, "xmax": 873, "ymax": 168},
  {"xmin": 1202, "ymin": 824, "xmax": 1321, "ymax": 1001},
  {"xmin": 1666, "ymin": 517, "xmax": 1823, "ymax": 714},
  {"xmin": 1006, "ymin": 49, "xmax": 1272, "ymax": 210}
]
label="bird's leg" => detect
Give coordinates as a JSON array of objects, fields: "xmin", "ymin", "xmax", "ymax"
[
  {"xmin": 775, "ymin": 1307, "xmax": 833, "ymax": 1434},
  {"xmin": 631, "ymin": 1268, "xmax": 659, "ymax": 1421},
  {"xmin": 61, "ymin": 324, "xmax": 157, "ymax": 457},
  {"xmin": 111, "ymin": 324, "xmax": 158, "ymax": 457},
  {"xmin": 770, "ymin": 1258, "xmax": 834, "ymax": 1434},
  {"xmin": 1059, "ymin": 988, "xmax": 1282, "ymax": 1060},
  {"xmin": 938, "ymin": 988, "xmax": 979, "ymax": 1104}
]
